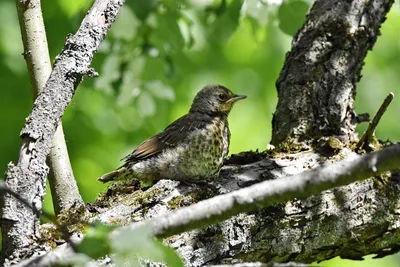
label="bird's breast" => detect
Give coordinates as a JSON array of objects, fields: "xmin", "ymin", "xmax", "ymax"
[
  {"xmin": 208, "ymin": 117, "xmax": 230, "ymax": 166},
  {"xmin": 131, "ymin": 116, "xmax": 230, "ymax": 182}
]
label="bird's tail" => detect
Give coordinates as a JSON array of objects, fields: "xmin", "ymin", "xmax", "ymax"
[{"xmin": 98, "ymin": 169, "xmax": 123, "ymax": 183}]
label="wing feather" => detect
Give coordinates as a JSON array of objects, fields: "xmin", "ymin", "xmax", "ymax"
[{"xmin": 122, "ymin": 113, "xmax": 210, "ymax": 163}]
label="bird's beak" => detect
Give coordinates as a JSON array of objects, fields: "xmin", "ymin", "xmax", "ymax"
[{"xmin": 228, "ymin": 94, "xmax": 247, "ymax": 103}]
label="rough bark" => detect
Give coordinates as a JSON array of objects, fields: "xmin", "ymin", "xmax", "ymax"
[
  {"xmin": 0, "ymin": 0, "xmax": 126, "ymax": 265},
  {"xmin": 14, "ymin": 147, "xmax": 400, "ymax": 266},
  {"xmin": 2, "ymin": 0, "xmax": 398, "ymax": 266},
  {"xmin": 16, "ymin": 0, "xmax": 84, "ymax": 217},
  {"xmin": 271, "ymin": 0, "xmax": 394, "ymax": 148},
  {"xmin": 90, "ymin": 149, "xmax": 400, "ymax": 266},
  {"xmin": 126, "ymin": 144, "xmax": 400, "ymax": 239}
]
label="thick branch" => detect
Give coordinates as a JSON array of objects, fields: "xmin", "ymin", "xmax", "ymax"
[
  {"xmin": 139, "ymin": 144, "xmax": 400, "ymax": 238},
  {"xmin": 0, "ymin": 0, "xmax": 125, "ymax": 265},
  {"xmin": 109, "ymin": 147, "xmax": 400, "ymax": 265},
  {"xmin": 16, "ymin": 144, "xmax": 400, "ymax": 266},
  {"xmin": 16, "ymin": 0, "xmax": 84, "ymax": 217},
  {"xmin": 271, "ymin": 0, "xmax": 394, "ymax": 147}
]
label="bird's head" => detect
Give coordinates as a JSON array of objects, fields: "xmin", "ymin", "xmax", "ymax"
[{"xmin": 189, "ymin": 84, "xmax": 246, "ymax": 115}]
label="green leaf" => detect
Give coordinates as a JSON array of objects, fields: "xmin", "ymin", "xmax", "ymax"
[
  {"xmin": 243, "ymin": 0, "xmax": 271, "ymax": 27},
  {"xmin": 117, "ymin": 57, "xmax": 146, "ymax": 106},
  {"xmin": 0, "ymin": 2, "xmax": 22, "ymax": 55},
  {"xmin": 0, "ymin": 2, "xmax": 25, "ymax": 74},
  {"xmin": 138, "ymin": 91, "xmax": 156, "ymax": 116},
  {"xmin": 59, "ymin": 253, "xmax": 97, "ymax": 267},
  {"xmin": 95, "ymin": 55, "xmax": 122, "ymax": 93},
  {"xmin": 278, "ymin": 0, "xmax": 310, "ymax": 36},
  {"xmin": 147, "ymin": 81, "xmax": 175, "ymax": 101},
  {"xmin": 110, "ymin": 224, "xmax": 184, "ymax": 267},
  {"xmin": 57, "ymin": 0, "xmax": 90, "ymax": 18},
  {"xmin": 76, "ymin": 223, "xmax": 115, "ymax": 259},
  {"xmin": 110, "ymin": 6, "xmax": 138, "ymax": 41},
  {"xmin": 142, "ymin": 57, "xmax": 167, "ymax": 81},
  {"xmin": 128, "ymin": 0, "xmax": 158, "ymax": 21},
  {"xmin": 162, "ymin": 0, "xmax": 187, "ymax": 10},
  {"xmin": 208, "ymin": 0, "xmax": 243, "ymax": 44},
  {"xmin": 151, "ymin": 12, "xmax": 185, "ymax": 51},
  {"xmin": 153, "ymin": 239, "xmax": 184, "ymax": 267}
]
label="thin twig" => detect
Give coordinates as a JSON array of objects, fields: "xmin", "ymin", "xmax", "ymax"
[{"xmin": 356, "ymin": 92, "xmax": 394, "ymax": 150}]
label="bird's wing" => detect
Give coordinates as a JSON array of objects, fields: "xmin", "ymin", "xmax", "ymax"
[{"xmin": 122, "ymin": 113, "xmax": 210, "ymax": 162}]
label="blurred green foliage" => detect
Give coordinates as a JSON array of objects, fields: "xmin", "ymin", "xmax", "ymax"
[
  {"xmin": 1, "ymin": 0, "xmax": 400, "ymax": 265},
  {"xmin": 63, "ymin": 223, "xmax": 183, "ymax": 266}
]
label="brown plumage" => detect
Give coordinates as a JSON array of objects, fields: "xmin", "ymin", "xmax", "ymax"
[{"xmin": 98, "ymin": 84, "xmax": 246, "ymax": 183}]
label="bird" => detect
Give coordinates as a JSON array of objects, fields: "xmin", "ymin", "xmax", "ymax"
[{"xmin": 98, "ymin": 84, "xmax": 246, "ymax": 183}]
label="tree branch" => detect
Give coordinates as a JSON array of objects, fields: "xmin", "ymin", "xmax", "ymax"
[
  {"xmin": 356, "ymin": 92, "xmax": 394, "ymax": 151},
  {"xmin": 136, "ymin": 144, "xmax": 400, "ymax": 238},
  {"xmin": 16, "ymin": 144, "xmax": 400, "ymax": 266},
  {"xmin": 47, "ymin": 125, "xmax": 84, "ymax": 216},
  {"xmin": 109, "ymin": 146, "xmax": 400, "ymax": 265},
  {"xmin": 16, "ymin": 0, "xmax": 84, "ymax": 217},
  {"xmin": 0, "ymin": 0, "xmax": 126, "ymax": 265},
  {"xmin": 271, "ymin": 0, "xmax": 394, "ymax": 147}
]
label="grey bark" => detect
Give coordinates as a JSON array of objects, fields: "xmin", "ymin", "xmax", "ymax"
[
  {"xmin": 47, "ymin": 124, "xmax": 84, "ymax": 216},
  {"xmin": 91, "ymin": 148, "xmax": 400, "ymax": 266},
  {"xmin": 0, "ymin": 0, "xmax": 126, "ymax": 265},
  {"xmin": 16, "ymin": 0, "xmax": 84, "ymax": 217},
  {"xmin": 271, "ymin": 0, "xmax": 394, "ymax": 147},
  {"xmin": 2, "ymin": 0, "xmax": 398, "ymax": 266},
  {"xmin": 14, "ymin": 146, "xmax": 400, "ymax": 266},
  {"xmin": 126, "ymin": 144, "xmax": 400, "ymax": 239}
]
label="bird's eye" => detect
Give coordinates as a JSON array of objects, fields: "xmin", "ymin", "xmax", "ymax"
[{"xmin": 218, "ymin": 94, "xmax": 227, "ymax": 101}]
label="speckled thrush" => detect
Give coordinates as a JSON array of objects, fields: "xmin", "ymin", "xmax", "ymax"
[{"xmin": 98, "ymin": 84, "xmax": 246, "ymax": 183}]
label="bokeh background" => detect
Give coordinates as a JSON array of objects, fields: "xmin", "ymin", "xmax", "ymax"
[{"xmin": 1, "ymin": 0, "xmax": 400, "ymax": 265}]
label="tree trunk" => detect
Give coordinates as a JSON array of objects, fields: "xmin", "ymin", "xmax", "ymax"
[{"xmin": 271, "ymin": 0, "xmax": 393, "ymax": 148}]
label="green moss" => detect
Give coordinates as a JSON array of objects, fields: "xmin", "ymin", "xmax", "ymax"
[
  {"xmin": 265, "ymin": 147, "xmax": 280, "ymax": 158},
  {"xmin": 94, "ymin": 179, "xmax": 143, "ymax": 207},
  {"xmin": 57, "ymin": 204, "xmax": 87, "ymax": 225},
  {"xmin": 39, "ymin": 225, "xmax": 64, "ymax": 249},
  {"xmin": 315, "ymin": 136, "xmax": 344, "ymax": 157},
  {"xmin": 168, "ymin": 195, "xmax": 186, "ymax": 209},
  {"xmin": 275, "ymin": 137, "xmax": 305, "ymax": 153},
  {"xmin": 131, "ymin": 188, "xmax": 165, "ymax": 206},
  {"xmin": 168, "ymin": 186, "xmax": 221, "ymax": 209},
  {"xmin": 368, "ymin": 136, "xmax": 382, "ymax": 151},
  {"xmin": 189, "ymin": 186, "xmax": 219, "ymax": 202},
  {"xmin": 373, "ymin": 171, "xmax": 391, "ymax": 186},
  {"xmin": 327, "ymin": 136, "xmax": 343, "ymax": 150},
  {"xmin": 92, "ymin": 179, "xmax": 162, "ymax": 210},
  {"xmin": 108, "ymin": 217, "xmax": 126, "ymax": 225}
]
